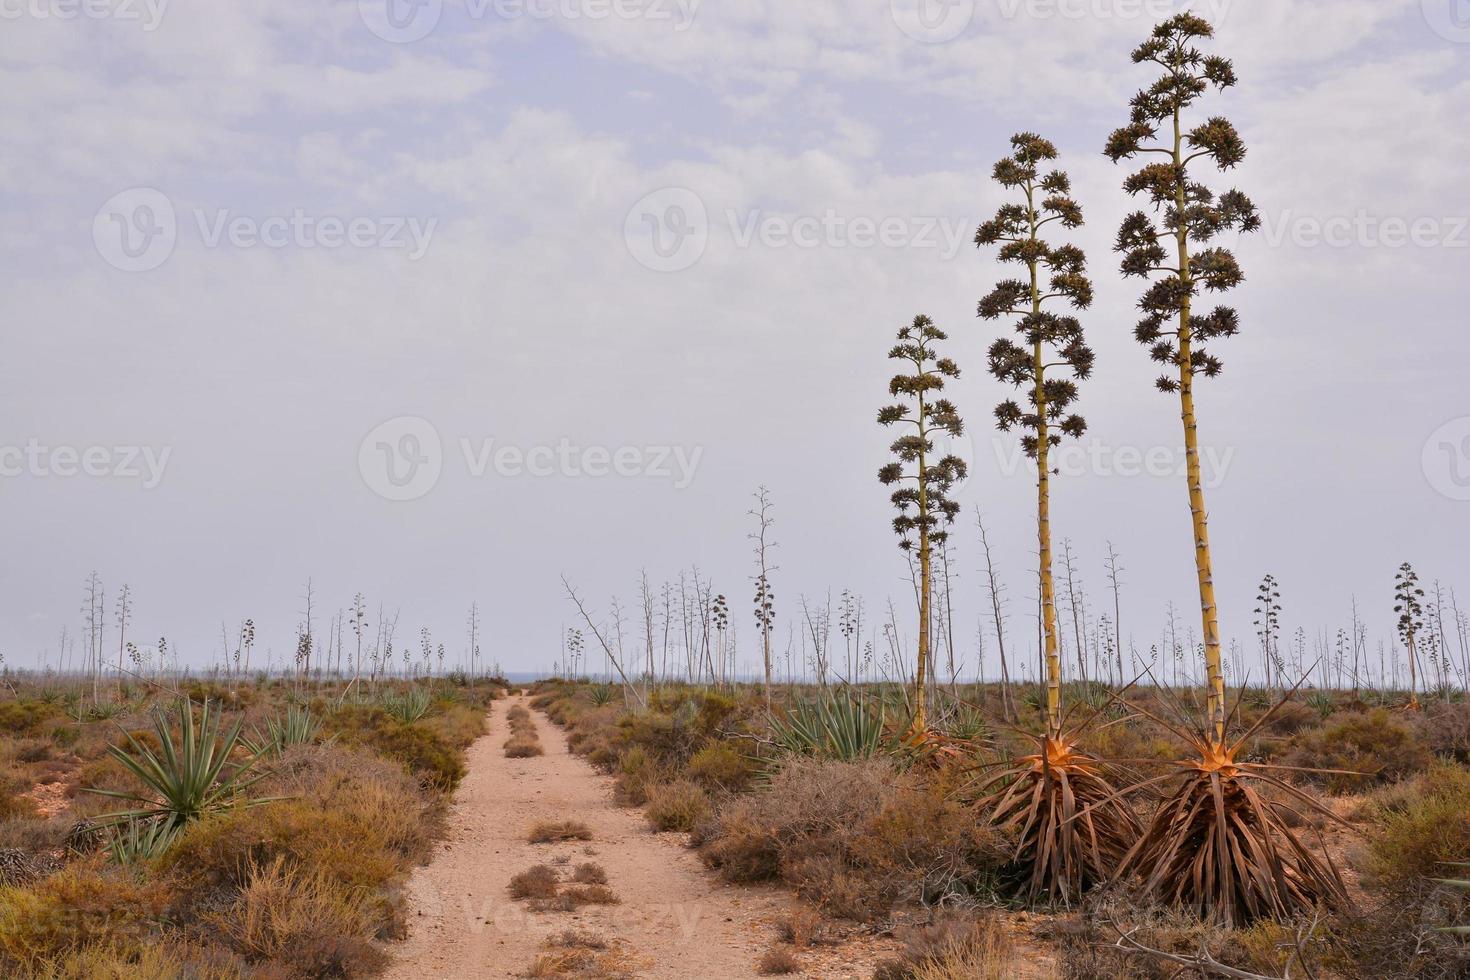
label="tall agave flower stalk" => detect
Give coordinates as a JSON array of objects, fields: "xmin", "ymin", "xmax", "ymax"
[
  {"xmin": 972, "ymin": 132, "xmax": 1138, "ymax": 905},
  {"xmin": 1104, "ymin": 14, "xmax": 1346, "ymax": 926},
  {"xmin": 877, "ymin": 315, "xmax": 966, "ymax": 733}
]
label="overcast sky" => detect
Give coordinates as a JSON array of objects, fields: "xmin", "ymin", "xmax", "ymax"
[{"xmin": 1, "ymin": 0, "xmax": 1466, "ymax": 678}]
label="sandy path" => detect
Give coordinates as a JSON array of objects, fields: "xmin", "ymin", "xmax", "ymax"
[{"xmin": 381, "ymin": 695, "xmax": 802, "ymax": 980}]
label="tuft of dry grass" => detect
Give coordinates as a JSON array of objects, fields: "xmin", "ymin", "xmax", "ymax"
[
  {"xmin": 208, "ymin": 856, "xmax": 387, "ymax": 977},
  {"xmin": 560, "ymin": 884, "xmax": 619, "ymax": 907},
  {"xmin": 508, "ymin": 864, "xmax": 561, "ymax": 900},
  {"xmin": 529, "ymin": 819, "xmax": 594, "ymax": 844},
  {"xmin": 775, "ymin": 908, "xmax": 838, "ymax": 948},
  {"xmin": 873, "ymin": 912, "xmax": 1015, "ymax": 980},
  {"xmin": 572, "ymin": 862, "xmax": 608, "ymax": 885},
  {"xmin": 546, "ymin": 929, "xmax": 608, "ymax": 950},
  {"xmin": 505, "ymin": 736, "xmax": 546, "ymax": 758},
  {"xmin": 644, "ymin": 779, "xmax": 710, "ymax": 833},
  {"xmin": 757, "ymin": 946, "xmax": 801, "ymax": 975}
]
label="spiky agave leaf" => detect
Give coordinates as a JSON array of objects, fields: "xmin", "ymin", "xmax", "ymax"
[
  {"xmin": 88, "ymin": 696, "xmax": 273, "ymax": 830},
  {"xmin": 973, "ymin": 722, "xmax": 1141, "ymax": 907},
  {"xmin": 767, "ymin": 689, "xmax": 890, "ymax": 761},
  {"xmin": 1432, "ymin": 863, "xmax": 1470, "ymax": 935},
  {"xmin": 1112, "ymin": 691, "xmax": 1351, "ymax": 927}
]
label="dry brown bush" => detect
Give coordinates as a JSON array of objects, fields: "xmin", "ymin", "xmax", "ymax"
[
  {"xmin": 700, "ymin": 758, "xmax": 1007, "ymax": 921},
  {"xmin": 1417, "ymin": 699, "xmax": 1470, "ymax": 762},
  {"xmin": 505, "ymin": 735, "xmax": 545, "ymax": 758},
  {"xmin": 546, "ymin": 929, "xmax": 608, "ymax": 950},
  {"xmin": 509, "ymin": 865, "xmax": 561, "ymax": 900},
  {"xmin": 571, "ymin": 862, "xmax": 608, "ymax": 885},
  {"xmin": 872, "ymin": 912, "xmax": 1015, "ymax": 980},
  {"xmin": 644, "ymin": 779, "xmax": 709, "ymax": 832},
  {"xmin": 560, "ymin": 884, "xmax": 619, "ymax": 906},
  {"xmin": 528, "ymin": 819, "xmax": 594, "ymax": 844},
  {"xmin": 208, "ymin": 856, "xmax": 386, "ymax": 978},
  {"xmin": 1281, "ymin": 708, "xmax": 1433, "ymax": 792},
  {"xmin": 757, "ymin": 946, "xmax": 801, "ymax": 975}
]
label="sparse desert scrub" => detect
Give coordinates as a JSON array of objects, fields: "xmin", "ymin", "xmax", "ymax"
[
  {"xmin": 572, "ymin": 862, "xmax": 607, "ymax": 885},
  {"xmin": 1361, "ymin": 763, "xmax": 1470, "ymax": 889},
  {"xmin": 872, "ymin": 912, "xmax": 1016, "ymax": 980},
  {"xmin": 1281, "ymin": 707, "xmax": 1433, "ymax": 792},
  {"xmin": 506, "ymin": 735, "xmax": 546, "ymax": 758},
  {"xmin": 505, "ymin": 703, "xmax": 547, "ymax": 758},
  {"xmin": 0, "ymin": 675, "xmax": 487, "ymax": 980},
  {"xmin": 756, "ymin": 946, "xmax": 801, "ymax": 975},
  {"xmin": 529, "ymin": 819, "xmax": 594, "ymax": 844},
  {"xmin": 685, "ymin": 741, "xmax": 755, "ymax": 793},
  {"xmin": 206, "ymin": 856, "xmax": 387, "ymax": 977},
  {"xmin": 700, "ymin": 757, "xmax": 1007, "ymax": 920},
  {"xmin": 0, "ymin": 859, "xmax": 174, "ymax": 972},
  {"xmin": 1417, "ymin": 699, "xmax": 1470, "ymax": 763},
  {"xmin": 558, "ymin": 883, "xmax": 619, "ymax": 907},
  {"xmin": 509, "ymin": 864, "xmax": 561, "ymax": 900},
  {"xmin": 162, "ymin": 745, "xmax": 429, "ymax": 914},
  {"xmin": 643, "ymin": 779, "xmax": 709, "ymax": 832},
  {"xmin": 524, "ymin": 929, "xmax": 630, "ymax": 979},
  {"xmin": 1050, "ymin": 903, "xmax": 1333, "ymax": 980},
  {"xmin": 325, "ymin": 703, "xmax": 469, "ymax": 791}
]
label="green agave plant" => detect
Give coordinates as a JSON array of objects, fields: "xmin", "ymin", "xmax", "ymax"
[
  {"xmin": 89, "ymin": 697, "xmax": 271, "ymax": 830},
  {"xmin": 938, "ymin": 703, "xmax": 992, "ymax": 744},
  {"xmin": 586, "ymin": 683, "xmax": 615, "ymax": 707},
  {"xmin": 382, "ymin": 686, "xmax": 432, "ymax": 723},
  {"xmin": 1306, "ymin": 690, "xmax": 1335, "ymax": 719},
  {"xmin": 107, "ymin": 816, "xmax": 181, "ymax": 864},
  {"xmin": 768, "ymin": 691, "xmax": 889, "ymax": 761},
  {"xmin": 1434, "ymin": 863, "xmax": 1470, "ymax": 936},
  {"xmin": 242, "ymin": 705, "xmax": 324, "ymax": 758},
  {"xmin": 89, "ymin": 698, "xmax": 128, "ymax": 721}
]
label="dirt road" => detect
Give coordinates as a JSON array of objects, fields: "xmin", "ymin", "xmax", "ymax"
[{"xmin": 381, "ymin": 694, "xmax": 807, "ymax": 979}]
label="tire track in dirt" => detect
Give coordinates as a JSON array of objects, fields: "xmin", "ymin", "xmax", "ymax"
[{"xmin": 381, "ymin": 695, "xmax": 801, "ymax": 979}]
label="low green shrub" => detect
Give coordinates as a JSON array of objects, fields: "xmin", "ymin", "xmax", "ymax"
[
  {"xmin": 1282, "ymin": 709, "xmax": 1433, "ymax": 793},
  {"xmin": 644, "ymin": 780, "xmax": 709, "ymax": 832}
]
